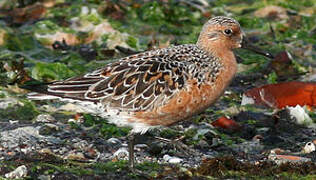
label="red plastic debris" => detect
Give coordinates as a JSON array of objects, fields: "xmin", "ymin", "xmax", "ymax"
[
  {"xmin": 211, "ymin": 116, "xmax": 240, "ymax": 130},
  {"xmin": 243, "ymin": 81, "xmax": 316, "ymax": 109},
  {"xmin": 273, "ymin": 155, "xmax": 305, "ymax": 161}
]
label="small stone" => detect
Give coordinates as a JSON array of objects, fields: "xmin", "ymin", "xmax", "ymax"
[
  {"xmin": 113, "ymin": 147, "xmax": 129, "ymax": 159},
  {"xmin": 287, "ymin": 105, "xmax": 313, "ymax": 126},
  {"xmin": 39, "ymin": 124, "xmax": 60, "ymax": 136},
  {"xmin": 163, "ymin": 154, "xmax": 183, "ymax": 164},
  {"xmin": 38, "ymin": 148, "xmax": 53, "ymax": 154},
  {"xmin": 254, "ymin": 5, "xmax": 288, "ymax": 20},
  {"xmin": 20, "ymin": 146, "xmax": 32, "ymax": 154},
  {"xmin": 35, "ymin": 114, "xmax": 56, "ymax": 123},
  {"xmin": 65, "ymin": 152, "xmax": 86, "ymax": 160},
  {"xmin": 73, "ymin": 140, "xmax": 89, "ymax": 150},
  {"xmin": 106, "ymin": 137, "xmax": 121, "ymax": 145},
  {"xmin": 179, "ymin": 167, "xmax": 192, "ymax": 177},
  {"xmin": 84, "ymin": 148, "xmax": 98, "ymax": 159},
  {"xmin": 148, "ymin": 142, "xmax": 163, "ymax": 156},
  {"xmin": 38, "ymin": 175, "xmax": 51, "ymax": 180},
  {"xmin": 197, "ymin": 140, "xmax": 210, "ymax": 150},
  {"xmin": 302, "ymin": 142, "xmax": 315, "ymax": 153},
  {"xmin": 9, "ymin": 120, "xmax": 19, "ymax": 124},
  {"xmin": 0, "ymin": 97, "xmax": 18, "ymax": 109},
  {"xmin": 58, "ymin": 147, "xmax": 68, "ymax": 155},
  {"xmin": 0, "ymin": 126, "xmax": 40, "ymax": 148},
  {"xmin": 134, "ymin": 144, "xmax": 148, "ymax": 149},
  {"xmin": 5, "ymin": 165, "xmax": 27, "ymax": 179},
  {"xmin": 233, "ymin": 140, "xmax": 264, "ymax": 154}
]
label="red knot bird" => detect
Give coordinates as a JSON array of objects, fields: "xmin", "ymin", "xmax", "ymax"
[{"xmin": 28, "ymin": 16, "xmax": 271, "ymax": 169}]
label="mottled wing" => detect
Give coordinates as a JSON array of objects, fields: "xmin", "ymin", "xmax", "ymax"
[
  {"xmin": 83, "ymin": 51, "xmax": 191, "ymax": 111},
  {"xmin": 42, "ymin": 46, "xmax": 199, "ymax": 112}
]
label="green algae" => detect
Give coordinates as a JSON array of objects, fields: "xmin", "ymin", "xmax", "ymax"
[
  {"xmin": 31, "ymin": 62, "xmax": 77, "ymax": 81},
  {"xmin": 0, "ymin": 99, "xmax": 39, "ymax": 122}
]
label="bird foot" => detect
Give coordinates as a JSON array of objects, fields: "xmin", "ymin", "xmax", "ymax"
[{"xmin": 154, "ymin": 136, "xmax": 195, "ymax": 156}]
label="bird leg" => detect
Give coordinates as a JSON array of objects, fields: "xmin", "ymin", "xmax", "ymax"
[
  {"xmin": 155, "ymin": 135, "xmax": 195, "ymax": 156},
  {"xmin": 127, "ymin": 133, "xmax": 135, "ymax": 170}
]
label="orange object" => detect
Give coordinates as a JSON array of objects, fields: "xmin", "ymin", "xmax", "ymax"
[
  {"xmin": 274, "ymin": 155, "xmax": 302, "ymax": 161},
  {"xmin": 211, "ymin": 116, "xmax": 240, "ymax": 130},
  {"xmin": 244, "ymin": 81, "xmax": 316, "ymax": 109}
]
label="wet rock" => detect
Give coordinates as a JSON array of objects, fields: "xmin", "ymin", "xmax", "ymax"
[
  {"xmin": 5, "ymin": 165, "xmax": 27, "ymax": 179},
  {"xmin": 239, "ymin": 125, "xmax": 257, "ymax": 140},
  {"xmin": 163, "ymin": 154, "xmax": 183, "ymax": 164},
  {"xmin": 195, "ymin": 128, "xmax": 217, "ymax": 140},
  {"xmin": 73, "ymin": 140, "xmax": 89, "ymax": 150},
  {"xmin": 64, "ymin": 151, "xmax": 86, "ymax": 160},
  {"xmin": 113, "ymin": 147, "xmax": 129, "ymax": 159},
  {"xmin": 106, "ymin": 137, "xmax": 122, "ymax": 145},
  {"xmin": 233, "ymin": 140, "xmax": 264, "ymax": 155},
  {"xmin": 35, "ymin": 32, "xmax": 80, "ymax": 47},
  {"xmin": 148, "ymin": 142, "xmax": 163, "ymax": 156},
  {"xmin": 98, "ymin": 152, "xmax": 112, "ymax": 161},
  {"xmin": 38, "ymin": 175, "xmax": 51, "ymax": 180},
  {"xmin": 134, "ymin": 143, "xmax": 148, "ymax": 150},
  {"xmin": 57, "ymin": 147, "xmax": 68, "ymax": 155},
  {"xmin": 35, "ymin": 114, "xmax": 56, "ymax": 123},
  {"xmin": 196, "ymin": 140, "xmax": 210, "ymax": 150},
  {"xmin": 263, "ymin": 135, "xmax": 285, "ymax": 146},
  {"xmin": 0, "ymin": 126, "xmax": 62, "ymax": 149},
  {"xmin": 38, "ymin": 123, "xmax": 60, "ymax": 135},
  {"xmin": 254, "ymin": 5, "xmax": 288, "ymax": 20},
  {"xmin": 38, "ymin": 148, "xmax": 53, "ymax": 154},
  {"xmin": 0, "ymin": 97, "xmax": 19, "ymax": 109},
  {"xmin": 84, "ymin": 147, "xmax": 99, "ymax": 159}
]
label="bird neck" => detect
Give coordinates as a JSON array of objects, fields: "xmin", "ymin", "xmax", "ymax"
[{"xmin": 196, "ymin": 41, "xmax": 237, "ymax": 85}]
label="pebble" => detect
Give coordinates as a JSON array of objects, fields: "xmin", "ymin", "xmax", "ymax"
[
  {"xmin": 73, "ymin": 140, "xmax": 89, "ymax": 150},
  {"xmin": 113, "ymin": 147, "xmax": 129, "ymax": 159},
  {"xmin": 134, "ymin": 144, "xmax": 148, "ymax": 149},
  {"xmin": 35, "ymin": 114, "xmax": 56, "ymax": 123},
  {"xmin": 58, "ymin": 147, "xmax": 69, "ymax": 155},
  {"xmin": 0, "ymin": 98, "xmax": 18, "ymax": 109},
  {"xmin": 39, "ymin": 123, "xmax": 60, "ymax": 136},
  {"xmin": 194, "ymin": 128, "xmax": 217, "ymax": 140},
  {"xmin": 106, "ymin": 137, "xmax": 122, "ymax": 145},
  {"xmin": 64, "ymin": 152, "xmax": 86, "ymax": 160},
  {"xmin": 233, "ymin": 140, "xmax": 264, "ymax": 154},
  {"xmin": 5, "ymin": 165, "xmax": 28, "ymax": 179},
  {"xmin": 302, "ymin": 141, "xmax": 315, "ymax": 153},
  {"xmin": 148, "ymin": 142, "xmax": 163, "ymax": 156},
  {"xmin": 84, "ymin": 147, "xmax": 99, "ymax": 159},
  {"xmin": 39, "ymin": 148, "xmax": 53, "ymax": 154},
  {"xmin": 38, "ymin": 175, "xmax": 51, "ymax": 180},
  {"xmin": 287, "ymin": 105, "xmax": 313, "ymax": 126},
  {"xmin": 163, "ymin": 154, "xmax": 183, "ymax": 164}
]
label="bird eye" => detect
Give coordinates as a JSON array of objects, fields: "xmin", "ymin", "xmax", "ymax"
[{"xmin": 223, "ymin": 29, "xmax": 233, "ymax": 36}]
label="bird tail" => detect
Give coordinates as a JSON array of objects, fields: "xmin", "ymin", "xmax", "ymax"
[{"xmin": 19, "ymin": 80, "xmax": 61, "ymax": 100}]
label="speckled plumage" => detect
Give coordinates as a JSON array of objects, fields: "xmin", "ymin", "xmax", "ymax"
[{"xmin": 28, "ymin": 16, "xmax": 242, "ymax": 134}]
